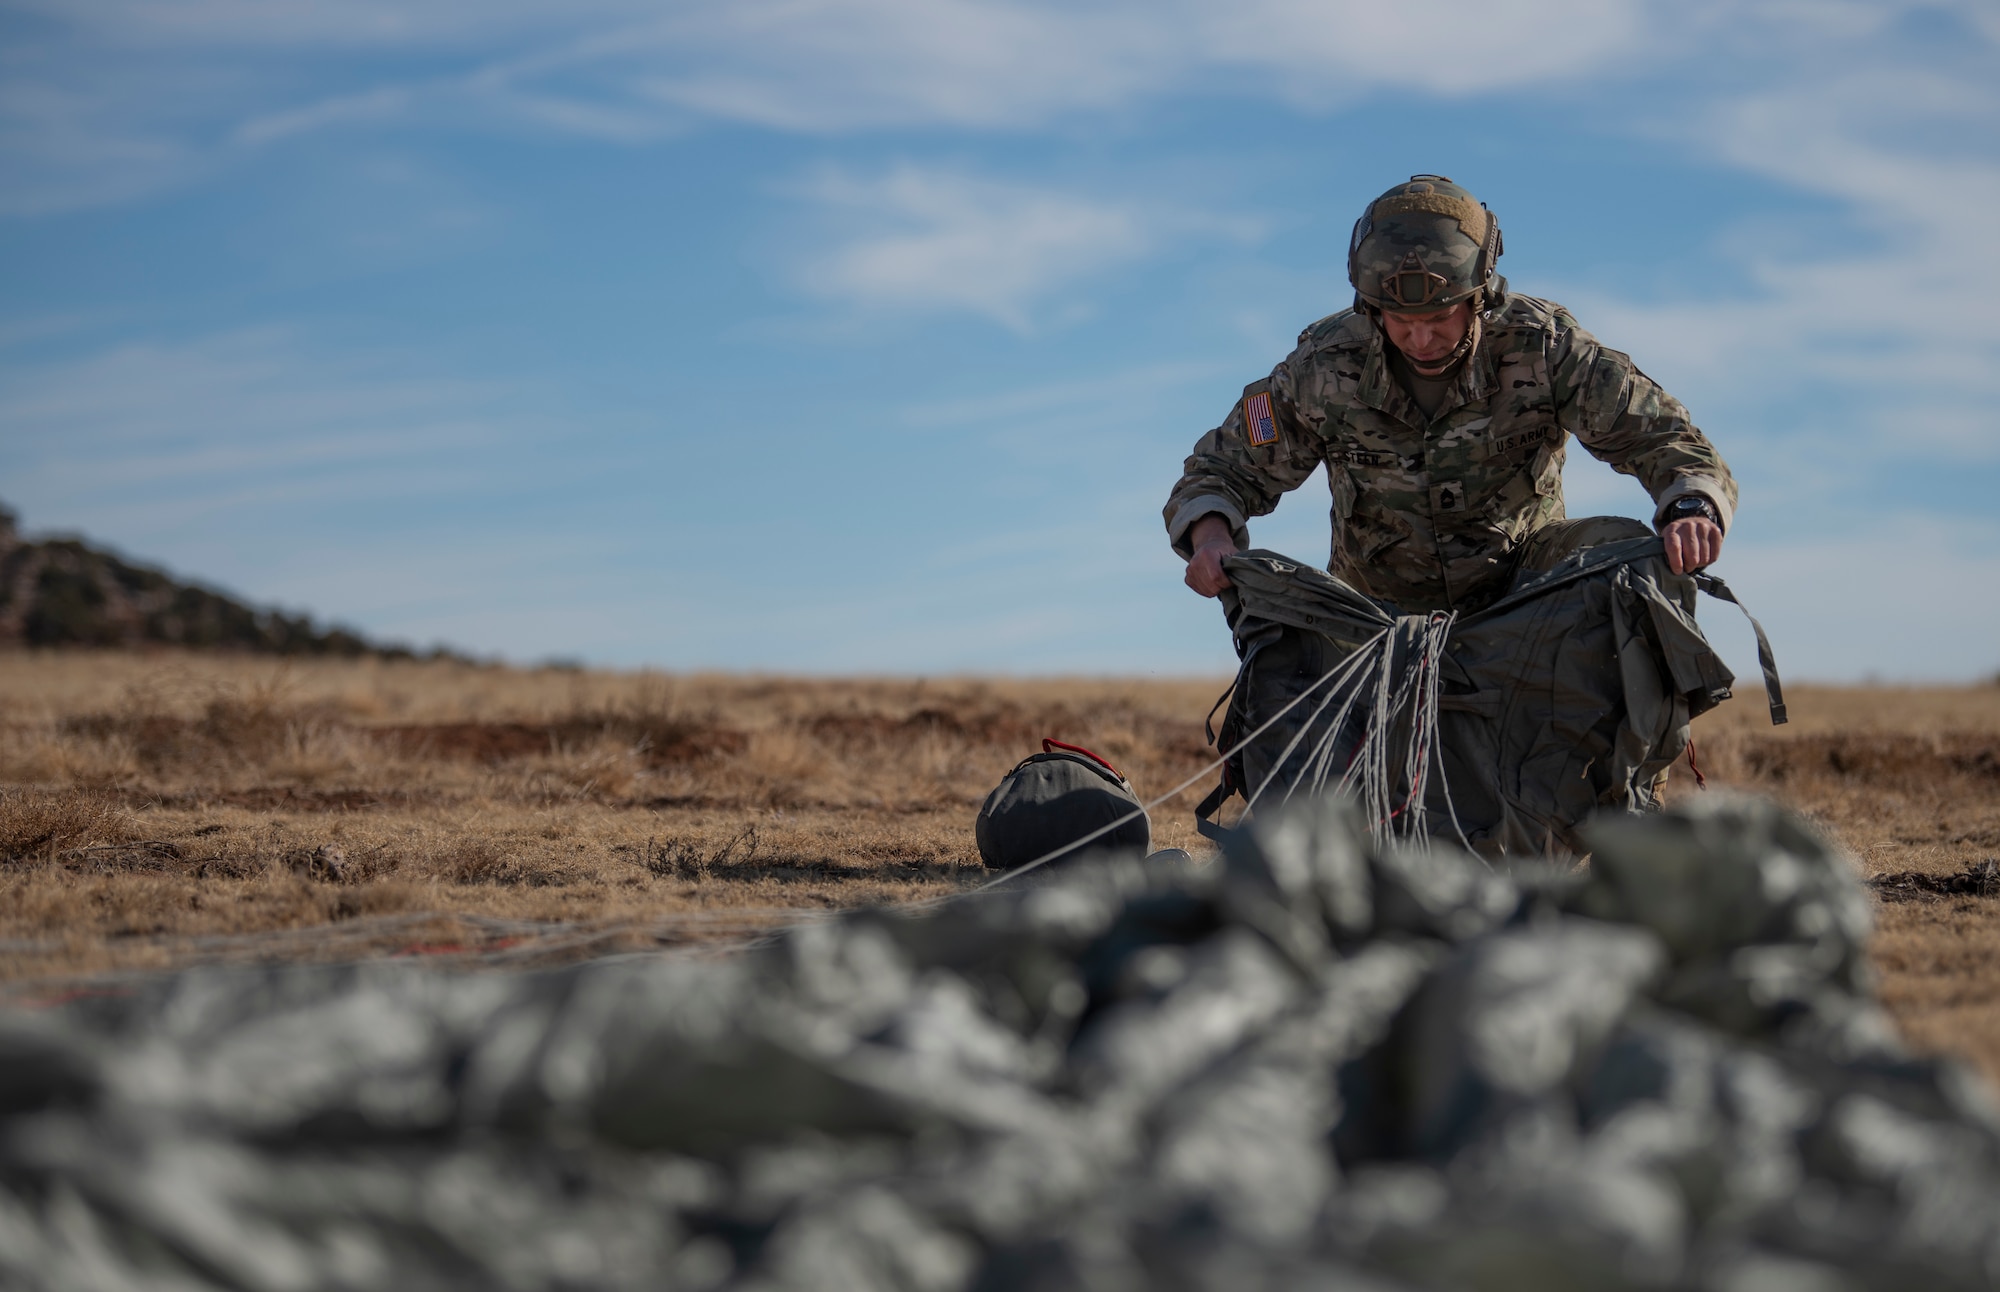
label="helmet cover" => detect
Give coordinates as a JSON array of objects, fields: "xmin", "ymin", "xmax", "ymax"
[{"xmin": 1348, "ymin": 175, "xmax": 1503, "ymax": 314}]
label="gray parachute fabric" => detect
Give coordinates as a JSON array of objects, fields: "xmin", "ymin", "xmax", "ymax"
[
  {"xmin": 1205, "ymin": 536, "xmax": 1786, "ymax": 858},
  {"xmin": 976, "ymin": 740, "xmax": 1151, "ymax": 871}
]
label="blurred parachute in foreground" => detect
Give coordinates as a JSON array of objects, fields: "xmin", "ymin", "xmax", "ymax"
[{"xmin": 3, "ymin": 793, "xmax": 1998, "ymax": 1291}]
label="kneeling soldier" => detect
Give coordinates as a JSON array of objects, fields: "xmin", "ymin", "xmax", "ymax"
[{"xmin": 1167, "ymin": 174, "xmax": 1732, "ymax": 615}]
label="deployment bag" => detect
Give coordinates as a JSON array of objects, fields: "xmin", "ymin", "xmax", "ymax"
[
  {"xmin": 1202, "ymin": 537, "xmax": 1785, "ymax": 859},
  {"xmin": 977, "ymin": 739, "xmax": 1152, "ymax": 872}
]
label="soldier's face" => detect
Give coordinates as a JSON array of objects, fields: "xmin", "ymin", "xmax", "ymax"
[{"xmin": 1380, "ymin": 302, "xmax": 1473, "ymax": 365}]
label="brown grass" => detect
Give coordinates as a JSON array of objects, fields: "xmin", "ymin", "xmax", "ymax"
[
  {"xmin": 2, "ymin": 650, "xmax": 1997, "ymax": 1082},
  {"xmin": 0, "ymin": 652, "xmax": 1224, "ymax": 986}
]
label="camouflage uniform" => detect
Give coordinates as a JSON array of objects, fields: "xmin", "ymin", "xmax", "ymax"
[{"xmin": 1164, "ymin": 293, "xmax": 1737, "ymax": 614}]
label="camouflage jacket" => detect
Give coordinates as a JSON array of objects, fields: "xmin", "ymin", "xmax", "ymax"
[{"xmin": 1164, "ymin": 294, "xmax": 1737, "ymax": 613}]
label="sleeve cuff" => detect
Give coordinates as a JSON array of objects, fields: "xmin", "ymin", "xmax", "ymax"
[
  {"xmin": 1167, "ymin": 495, "xmax": 1250, "ymax": 557},
  {"xmin": 1653, "ymin": 476, "xmax": 1734, "ymax": 534}
]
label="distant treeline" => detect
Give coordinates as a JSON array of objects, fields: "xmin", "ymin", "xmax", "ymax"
[{"xmin": 0, "ymin": 504, "xmax": 462, "ymax": 659}]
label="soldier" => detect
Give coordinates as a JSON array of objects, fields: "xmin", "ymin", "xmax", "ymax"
[{"xmin": 1167, "ymin": 175, "xmax": 1732, "ymax": 614}]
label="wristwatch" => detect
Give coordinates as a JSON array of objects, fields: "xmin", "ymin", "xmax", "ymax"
[{"xmin": 1663, "ymin": 496, "xmax": 1720, "ymax": 526}]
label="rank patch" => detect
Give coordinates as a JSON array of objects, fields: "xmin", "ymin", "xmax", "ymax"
[{"xmin": 1244, "ymin": 391, "xmax": 1278, "ymax": 446}]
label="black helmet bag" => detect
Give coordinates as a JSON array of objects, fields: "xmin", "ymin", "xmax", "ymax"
[{"xmin": 975, "ymin": 739, "xmax": 1151, "ymax": 873}]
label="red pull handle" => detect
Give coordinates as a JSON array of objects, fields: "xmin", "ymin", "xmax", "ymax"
[{"xmin": 1042, "ymin": 738, "xmax": 1126, "ymax": 781}]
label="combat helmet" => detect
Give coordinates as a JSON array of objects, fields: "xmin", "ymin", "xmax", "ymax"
[{"xmin": 1348, "ymin": 174, "xmax": 1505, "ymax": 315}]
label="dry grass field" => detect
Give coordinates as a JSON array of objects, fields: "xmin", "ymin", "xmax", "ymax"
[{"xmin": 2, "ymin": 650, "xmax": 1997, "ymax": 1081}]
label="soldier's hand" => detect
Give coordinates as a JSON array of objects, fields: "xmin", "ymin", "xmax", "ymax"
[
  {"xmin": 1185, "ymin": 539, "xmax": 1240, "ymax": 597},
  {"xmin": 1184, "ymin": 514, "xmax": 1243, "ymax": 596},
  {"xmin": 1661, "ymin": 517, "xmax": 1723, "ymax": 575}
]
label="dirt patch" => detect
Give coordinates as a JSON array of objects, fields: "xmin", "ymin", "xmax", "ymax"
[
  {"xmin": 804, "ymin": 705, "xmax": 1041, "ymax": 750},
  {"xmin": 61, "ymin": 698, "xmax": 351, "ymax": 769},
  {"xmin": 146, "ymin": 787, "xmax": 436, "ymax": 812},
  {"xmin": 282, "ymin": 842, "xmax": 398, "ymax": 885},
  {"xmin": 377, "ymin": 719, "xmax": 745, "ymax": 767},
  {"xmin": 442, "ymin": 838, "xmax": 551, "ymax": 886},
  {"xmin": 1730, "ymin": 732, "xmax": 2000, "ymax": 791},
  {"xmin": 1871, "ymin": 859, "xmax": 2000, "ymax": 902}
]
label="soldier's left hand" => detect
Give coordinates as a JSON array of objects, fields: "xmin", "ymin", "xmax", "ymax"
[{"xmin": 1661, "ymin": 517, "xmax": 1722, "ymax": 575}]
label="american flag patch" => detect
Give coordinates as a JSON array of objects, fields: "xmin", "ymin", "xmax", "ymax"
[{"xmin": 1244, "ymin": 391, "xmax": 1278, "ymax": 446}]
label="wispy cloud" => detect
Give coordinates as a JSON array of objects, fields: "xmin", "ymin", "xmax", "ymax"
[
  {"xmin": 900, "ymin": 360, "xmax": 1225, "ymax": 429},
  {"xmin": 0, "ymin": 0, "xmax": 1652, "ymax": 214},
  {"xmin": 519, "ymin": 0, "xmax": 1642, "ymax": 130},
  {"xmin": 792, "ymin": 166, "xmax": 1257, "ymax": 329},
  {"xmin": 1558, "ymin": 30, "xmax": 2000, "ymax": 487},
  {"xmin": 232, "ymin": 86, "xmax": 413, "ymax": 147},
  {"xmin": 0, "ymin": 329, "xmax": 539, "ymax": 528}
]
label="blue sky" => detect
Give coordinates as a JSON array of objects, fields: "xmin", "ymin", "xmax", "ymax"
[{"xmin": 2, "ymin": 0, "xmax": 1996, "ymax": 680}]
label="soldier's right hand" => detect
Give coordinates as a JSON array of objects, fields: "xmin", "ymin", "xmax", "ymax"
[
  {"xmin": 1183, "ymin": 514, "xmax": 1242, "ymax": 596},
  {"xmin": 1184, "ymin": 538, "xmax": 1241, "ymax": 597}
]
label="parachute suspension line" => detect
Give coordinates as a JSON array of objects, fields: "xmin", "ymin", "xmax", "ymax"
[
  {"xmin": 1401, "ymin": 612, "xmax": 1472, "ymax": 851},
  {"xmin": 1414, "ymin": 614, "xmax": 1473, "ymax": 851},
  {"xmin": 1296, "ymin": 656, "xmax": 1381, "ymax": 802},
  {"xmin": 1349, "ymin": 628, "xmax": 1404, "ymax": 836},
  {"xmin": 1248, "ymin": 611, "xmax": 1468, "ymax": 851},
  {"xmin": 1240, "ymin": 629, "xmax": 1387, "ymax": 819},
  {"xmin": 970, "ymin": 623, "xmax": 1395, "ymax": 893}
]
